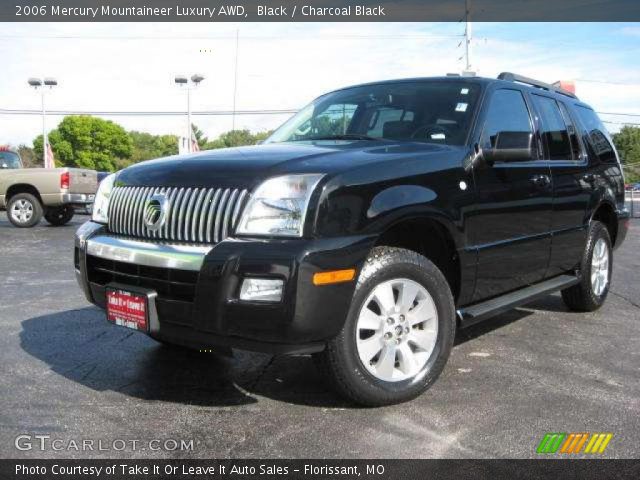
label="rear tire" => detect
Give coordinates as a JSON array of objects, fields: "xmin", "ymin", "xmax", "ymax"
[
  {"xmin": 561, "ymin": 221, "xmax": 612, "ymax": 312},
  {"xmin": 314, "ymin": 246, "xmax": 456, "ymax": 407},
  {"xmin": 44, "ymin": 205, "xmax": 75, "ymax": 226},
  {"xmin": 7, "ymin": 193, "xmax": 43, "ymax": 228}
]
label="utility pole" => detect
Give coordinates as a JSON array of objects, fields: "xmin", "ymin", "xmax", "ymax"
[
  {"xmin": 463, "ymin": 0, "xmax": 474, "ymax": 76},
  {"xmin": 232, "ymin": 29, "xmax": 239, "ymax": 131}
]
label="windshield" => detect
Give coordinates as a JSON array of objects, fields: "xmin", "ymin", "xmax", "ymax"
[
  {"xmin": 0, "ymin": 151, "xmax": 22, "ymax": 169},
  {"xmin": 266, "ymin": 81, "xmax": 481, "ymax": 146}
]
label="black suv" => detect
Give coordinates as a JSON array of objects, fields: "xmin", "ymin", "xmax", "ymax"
[{"xmin": 75, "ymin": 73, "xmax": 629, "ymax": 406}]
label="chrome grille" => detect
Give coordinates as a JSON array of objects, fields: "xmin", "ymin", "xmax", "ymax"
[{"xmin": 107, "ymin": 186, "xmax": 249, "ymax": 244}]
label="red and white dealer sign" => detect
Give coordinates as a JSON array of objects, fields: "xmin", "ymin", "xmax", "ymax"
[{"xmin": 106, "ymin": 289, "xmax": 148, "ymax": 331}]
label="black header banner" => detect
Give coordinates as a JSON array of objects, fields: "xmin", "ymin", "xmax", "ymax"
[
  {"xmin": 2, "ymin": 0, "xmax": 640, "ymax": 22},
  {"xmin": 2, "ymin": 459, "xmax": 640, "ymax": 480}
]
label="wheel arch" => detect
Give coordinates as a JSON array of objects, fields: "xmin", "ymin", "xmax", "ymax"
[
  {"xmin": 6, "ymin": 183, "xmax": 43, "ymax": 204},
  {"xmin": 591, "ymin": 201, "xmax": 618, "ymax": 247}
]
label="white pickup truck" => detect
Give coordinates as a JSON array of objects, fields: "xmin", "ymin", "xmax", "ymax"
[{"xmin": 0, "ymin": 147, "xmax": 97, "ymax": 228}]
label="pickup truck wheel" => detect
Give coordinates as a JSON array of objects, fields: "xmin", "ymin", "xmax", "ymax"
[
  {"xmin": 561, "ymin": 220, "xmax": 612, "ymax": 312},
  {"xmin": 314, "ymin": 246, "xmax": 455, "ymax": 406},
  {"xmin": 7, "ymin": 193, "xmax": 43, "ymax": 228},
  {"xmin": 44, "ymin": 206, "xmax": 75, "ymax": 226}
]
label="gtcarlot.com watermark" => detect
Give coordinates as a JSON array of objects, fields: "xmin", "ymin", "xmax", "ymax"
[{"xmin": 15, "ymin": 434, "xmax": 194, "ymax": 452}]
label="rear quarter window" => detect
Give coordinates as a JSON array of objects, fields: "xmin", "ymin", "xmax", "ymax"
[{"xmin": 573, "ymin": 105, "xmax": 617, "ymax": 163}]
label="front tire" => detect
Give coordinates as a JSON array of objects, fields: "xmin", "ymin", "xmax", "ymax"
[
  {"xmin": 7, "ymin": 193, "xmax": 43, "ymax": 228},
  {"xmin": 44, "ymin": 205, "xmax": 75, "ymax": 226},
  {"xmin": 314, "ymin": 247, "xmax": 456, "ymax": 406},
  {"xmin": 561, "ymin": 221, "xmax": 612, "ymax": 312}
]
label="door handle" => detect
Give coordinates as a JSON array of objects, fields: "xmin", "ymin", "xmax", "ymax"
[{"xmin": 530, "ymin": 174, "xmax": 551, "ymax": 188}]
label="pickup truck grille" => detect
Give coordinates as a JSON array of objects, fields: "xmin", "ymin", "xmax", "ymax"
[{"xmin": 107, "ymin": 186, "xmax": 249, "ymax": 244}]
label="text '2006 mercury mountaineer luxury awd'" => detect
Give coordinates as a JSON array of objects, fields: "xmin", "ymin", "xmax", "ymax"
[{"xmin": 75, "ymin": 73, "xmax": 629, "ymax": 406}]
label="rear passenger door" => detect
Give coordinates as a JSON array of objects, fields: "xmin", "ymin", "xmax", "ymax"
[
  {"xmin": 469, "ymin": 87, "xmax": 553, "ymax": 301},
  {"xmin": 530, "ymin": 94, "xmax": 592, "ymax": 276}
]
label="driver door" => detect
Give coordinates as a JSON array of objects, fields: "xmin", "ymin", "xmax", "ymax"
[{"xmin": 469, "ymin": 87, "xmax": 553, "ymax": 301}]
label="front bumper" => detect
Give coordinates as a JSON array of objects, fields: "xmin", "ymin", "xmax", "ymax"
[{"xmin": 75, "ymin": 221, "xmax": 375, "ymax": 354}]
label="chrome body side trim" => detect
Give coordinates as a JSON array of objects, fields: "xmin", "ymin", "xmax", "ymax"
[{"xmin": 86, "ymin": 234, "xmax": 211, "ymax": 271}]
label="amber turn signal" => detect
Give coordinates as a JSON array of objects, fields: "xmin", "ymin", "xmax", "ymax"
[{"xmin": 312, "ymin": 269, "xmax": 356, "ymax": 286}]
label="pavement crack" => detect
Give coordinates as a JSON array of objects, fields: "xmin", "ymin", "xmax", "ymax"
[
  {"xmin": 116, "ymin": 332, "xmax": 135, "ymax": 343},
  {"xmin": 81, "ymin": 330, "xmax": 108, "ymax": 345},
  {"xmin": 80, "ymin": 364, "xmax": 97, "ymax": 381},
  {"xmin": 610, "ymin": 290, "xmax": 640, "ymax": 310}
]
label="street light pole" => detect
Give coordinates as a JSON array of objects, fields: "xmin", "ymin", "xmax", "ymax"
[
  {"xmin": 175, "ymin": 74, "xmax": 204, "ymax": 154},
  {"xmin": 41, "ymin": 89, "xmax": 47, "ymax": 160},
  {"xmin": 28, "ymin": 77, "xmax": 57, "ymax": 166}
]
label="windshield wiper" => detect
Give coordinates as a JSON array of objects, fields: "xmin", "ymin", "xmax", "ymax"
[{"xmin": 299, "ymin": 134, "xmax": 379, "ymax": 141}]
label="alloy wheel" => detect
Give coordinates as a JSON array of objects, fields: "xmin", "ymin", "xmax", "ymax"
[
  {"xmin": 356, "ymin": 278, "xmax": 438, "ymax": 382},
  {"xmin": 591, "ymin": 238, "xmax": 609, "ymax": 297},
  {"xmin": 10, "ymin": 199, "xmax": 34, "ymax": 224}
]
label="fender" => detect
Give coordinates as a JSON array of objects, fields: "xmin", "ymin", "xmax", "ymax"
[{"xmin": 367, "ymin": 185, "xmax": 437, "ymax": 219}]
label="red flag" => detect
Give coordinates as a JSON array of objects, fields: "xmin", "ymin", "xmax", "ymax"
[{"xmin": 44, "ymin": 142, "xmax": 56, "ymax": 168}]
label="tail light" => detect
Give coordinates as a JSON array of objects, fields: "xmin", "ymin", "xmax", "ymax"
[{"xmin": 60, "ymin": 171, "xmax": 70, "ymax": 189}]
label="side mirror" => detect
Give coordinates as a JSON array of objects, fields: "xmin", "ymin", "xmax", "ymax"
[
  {"xmin": 255, "ymin": 139, "xmax": 264, "ymax": 145},
  {"xmin": 0, "ymin": 163, "xmax": 8, "ymax": 169},
  {"xmin": 482, "ymin": 131, "xmax": 533, "ymax": 164}
]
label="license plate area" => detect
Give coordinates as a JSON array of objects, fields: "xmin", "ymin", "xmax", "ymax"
[{"xmin": 106, "ymin": 288, "xmax": 149, "ymax": 332}]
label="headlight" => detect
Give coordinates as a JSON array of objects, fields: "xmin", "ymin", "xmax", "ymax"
[
  {"xmin": 236, "ymin": 174, "xmax": 324, "ymax": 237},
  {"xmin": 92, "ymin": 173, "xmax": 116, "ymax": 224}
]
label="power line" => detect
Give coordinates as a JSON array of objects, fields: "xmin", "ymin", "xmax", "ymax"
[
  {"xmin": 602, "ymin": 120, "xmax": 640, "ymax": 126},
  {"xmin": 597, "ymin": 111, "xmax": 640, "ymax": 117},
  {"xmin": 576, "ymin": 78, "xmax": 640, "ymax": 87},
  {"xmin": 0, "ymin": 108, "xmax": 298, "ymax": 117}
]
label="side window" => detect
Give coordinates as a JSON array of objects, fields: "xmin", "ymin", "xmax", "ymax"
[
  {"xmin": 481, "ymin": 89, "xmax": 534, "ymax": 153},
  {"xmin": 558, "ymin": 102, "xmax": 582, "ymax": 160},
  {"xmin": 532, "ymin": 95, "xmax": 572, "ymax": 160},
  {"xmin": 573, "ymin": 105, "xmax": 617, "ymax": 163}
]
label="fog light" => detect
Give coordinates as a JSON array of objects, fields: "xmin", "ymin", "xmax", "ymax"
[{"xmin": 240, "ymin": 278, "xmax": 284, "ymax": 302}]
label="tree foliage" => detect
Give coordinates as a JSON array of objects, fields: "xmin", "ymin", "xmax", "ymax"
[
  {"xmin": 191, "ymin": 124, "xmax": 208, "ymax": 149},
  {"xmin": 17, "ymin": 144, "xmax": 39, "ymax": 168},
  {"xmin": 612, "ymin": 126, "xmax": 640, "ymax": 183},
  {"xmin": 31, "ymin": 116, "xmax": 274, "ymax": 172},
  {"xmin": 205, "ymin": 129, "xmax": 272, "ymax": 149},
  {"xmin": 126, "ymin": 131, "xmax": 178, "ymax": 168},
  {"xmin": 34, "ymin": 115, "xmax": 133, "ymax": 171}
]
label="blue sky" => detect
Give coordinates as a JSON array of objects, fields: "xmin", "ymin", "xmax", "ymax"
[{"xmin": 0, "ymin": 22, "xmax": 638, "ymax": 146}]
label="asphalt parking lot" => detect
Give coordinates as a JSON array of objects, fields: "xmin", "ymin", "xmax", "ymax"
[{"xmin": 0, "ymin": 213, "xmax": 638, "ymax": 459}]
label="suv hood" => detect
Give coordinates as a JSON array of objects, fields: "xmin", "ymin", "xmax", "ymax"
[{"xmin": 116, "ymin": 141, "xmax": 463, "ymax": 190}]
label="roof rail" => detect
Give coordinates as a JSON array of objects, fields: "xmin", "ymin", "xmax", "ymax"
[{"xmin": 497, "ymin": 72, "xmax": 577, "ymax": 99}]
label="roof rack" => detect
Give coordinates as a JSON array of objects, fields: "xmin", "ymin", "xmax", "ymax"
[{"xmin": 497, "ymin": 72, "xmax": 577, "ymax": 99}]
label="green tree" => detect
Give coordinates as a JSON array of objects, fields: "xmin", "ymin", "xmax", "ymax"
[
  {"xmin": 191, "ymin": 124, "xmax": 208, "ymax": 149},
  {"xmin": 612, "ymin": 126, "xmax": 640, "ymax": 183},
  {"xmin": 17, "ymin": 144, "xmax": 39, "ymax": 168},
  {"xmin": 205, "ymin": 129, "xmax": 273, "ymax": 150},
  {"xmin": 128, "ymin": 131, "xmax": 178, "ymax": 166},
  {"xmin": 34, "ymin": 115, "xmax": 133, "ymax": 171}
]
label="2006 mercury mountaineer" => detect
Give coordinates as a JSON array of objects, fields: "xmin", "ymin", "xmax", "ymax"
[{"xmin": 75, "ymin": 73, "xmax": 629, "ymax": 406}]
